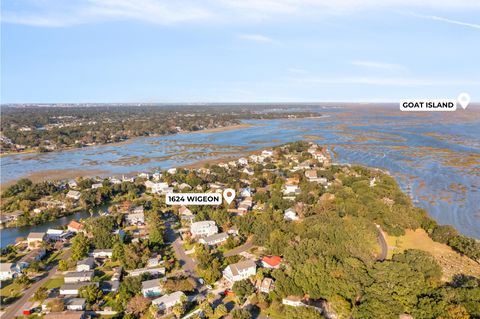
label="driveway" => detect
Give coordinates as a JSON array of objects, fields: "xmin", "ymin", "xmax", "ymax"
[
  {"xmin": 375, "ymin": 224, "xmax": 388, "ymax": 261},
  {"xmin": 223, "ymin": 239, "xmax": 254, "ymax": 257}
]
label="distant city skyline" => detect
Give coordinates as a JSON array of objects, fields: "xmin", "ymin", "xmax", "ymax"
[{"xmin": 1, "ymin": 0, "xmax": 479, "ymax": 103}]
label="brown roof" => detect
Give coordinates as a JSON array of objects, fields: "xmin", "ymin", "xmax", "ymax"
[{"xmin": 68, "ymin": 220, "xmax": 84, "ymax": 230}]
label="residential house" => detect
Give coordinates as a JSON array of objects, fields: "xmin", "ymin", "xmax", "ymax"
[
  {"xmin": 241, "ymin": 188, "xmax": 252, "ymax": 197},
  {"xmin": 27, "ymin": 232, "xmax": 46, "ymax": 248},
  {"xmin": 66, "ymin": 190, "xmax": 81, "ymax": 201},
  {"xmin": 92, "ymin": 249, "xmax": 113, "ymax": 259},
  {"xmin": 237, "ymin": 158, "xmax": 248, "ymax": 166},
  {"xmin": 122, "ymin": 175, "xmax": 135, "ymax": 183},
  {"xmin": 167, "ymin": 168, "xmax": 177, "ymax": 175},
  {"xmin": 60, "ymin": 282, "xmax": 99, "ymax": 296},
  {"xmin": 242, "ymin": 167, "xmax": 254, "ymax": 176},
  {"xmin": 17, "ymin": 249, "xmax": 46, "ymax": 269},
  {"xmin": 68, "ymin": 180, "xmax": 79, "ymax": 189},
  {"xmin": 65, "ymin": 298, "xmax": 86, "ymax": 311},
  {"xmin": 128, "ymin": 267, "xmax": 166, "ymax": 277},
  {"xmin": 261, "ymin": 256, "xmax": 282, "ymax": 269},
  {"xmin": 152, "ymin": 291, "xmax": 186, "ymax": 312},
  {"xmin": 199, "ymin": 232, "xmax": 229, "ymax": 246},
  {"xmin": 282, "ymin": 296, "xmax": 304, "ymax": 307},
  {"xmin": 100, "ymin": 280, "xmax": 120, "ymax": 293},
  {"xmin": 147, "ymin": 254, "xmax": 163, "ymax": 268},
  {"xmin": 64, "ymin": 271, "xmax": 94, "ymax": 283},
  {"xmin": 261, "ymin": 150, "xmax": 274, "ymax": 157},
  {"xmin": 91, "ymin": 183, "xmax": 103, "ymax": 189},
  {"xmin": 256, "ymin": 277, "xmax": 275, "ymax": 294},
  {"xmin": 223, "ymin": 259, "xmax": 257, "ymax": 283},
  {"xmin": 125, "ymin": 211, "xmax": 145, "ymax": 225},
  {"xmin": 141, "ymin": 279, "xmax": 163, "ymax": 297},
  {"xmin": 178, "ymin": 183, "xmax": 192, "ymax": 190},
  {"xmin": 0, "ymin": 263, "xmax": 18, "ymax": 280},
  {"xmin": 76, "ymin": 257, "xmax": 95, "ymax": 272},
  {"xmin": 46, "ymin": 229, "xmax": 69, "ymax": 241},
  {"xmin": 284, "ymin": 208, "xmax": 299, "ymax": 221},
  {"xmin": 190, "ymin": 221, "xmax": 218, "ymax": 237},
  {"xmin": 283, "ymin": 184, "xmax": 300, "ymax": 197},
  {"xmin": 67, "ymin": 221, "xmax": 84, "ymax": 233},
  {"xmin": 179, "ymin": 206, "xmax": 194, "ymax": 222}
]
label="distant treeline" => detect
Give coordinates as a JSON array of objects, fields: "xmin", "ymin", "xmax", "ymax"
[{"xmin": 0, "ymin": 105, "xmax": 318, "ymax": 152}]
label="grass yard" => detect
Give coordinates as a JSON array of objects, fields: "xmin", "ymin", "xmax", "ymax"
[
  {"xmin": 42, "ymin": 276, "xmax": 64, "ymax": 289},
  {"xmin": 385, "ymin": 228, "xmax": 480, "ymax": 281}
]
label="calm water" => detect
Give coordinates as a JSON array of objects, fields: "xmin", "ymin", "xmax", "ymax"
[{"xmin": 1, "ymin": 106, "xmax": 479, "ymax": 245}]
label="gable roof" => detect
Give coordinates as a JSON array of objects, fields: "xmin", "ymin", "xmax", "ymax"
[{"xmin": 262, "ymin": 256, "xmax": 282, "ymax": 267}]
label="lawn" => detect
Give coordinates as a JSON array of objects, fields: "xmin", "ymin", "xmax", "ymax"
[
  {"xmin": 385, "ymin": 228, "xmax": 480, "ymax": 281},
  {"xmin": 42, "ymin": 276, "xmax": 64, "ymax": 289},
  {"xmin": 0, "ymin": 281, "xmax": 25, "ymax": 305}
]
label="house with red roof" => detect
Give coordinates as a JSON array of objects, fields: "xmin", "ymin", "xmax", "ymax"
[
  {"xmin": 261, "ymin": 256, "xmax": 282, "ymax": 269},
  {"xmin": 67, "ymin": 220, "xmax": 84, "ymax": 233}
]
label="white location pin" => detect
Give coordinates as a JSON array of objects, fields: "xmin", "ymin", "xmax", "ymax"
[
  {"xmin": 457, "ymin": 92, "xmax": 471, "ymax": 110},
  {"xmin": 223, "ymin": 188, "xmax": 236, "ymax": 205}
]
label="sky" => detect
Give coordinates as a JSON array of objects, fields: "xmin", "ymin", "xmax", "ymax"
[{"xmin": 1, "ymin": 0, "xmax": 480, "ymax": 103}]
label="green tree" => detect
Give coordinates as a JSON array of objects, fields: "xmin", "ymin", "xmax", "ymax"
[
  {"xmin": 232, "ymin": 280, "xmax": 254, "ymax": 302},
  {"xmin": 231, "ymin": 308, "xmax": 252, "ymax": 319},
  {"xmin": 34, "ymin": 286, "xmax": 48, "ymax": 301},
  {"xmin": 79, "ymin": 284, "xmax": 103, "ymax": 304},
  {"xmin": 71, "ymin": 233, "xmax": 90, "ymax": 261}
]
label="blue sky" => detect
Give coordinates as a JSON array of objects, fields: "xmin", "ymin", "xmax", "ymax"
[{"xmin": 1, "ymin": 0, "xmax": 479, "ymax": 103}]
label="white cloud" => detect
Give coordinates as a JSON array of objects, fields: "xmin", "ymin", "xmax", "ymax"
[
  {"xmin": 351, "ymin": 61, "xmax": 406, "ymax": 71},
  {"xmin": 2, "ymin": 0, "xmax": 480, "ymax": 27},
  {"xmin": 409, "ymin": 13, "xmax": 480, "ymax": 30},
  {"xmin": 238, "ymin": 34, "xmax": 274, "ymax": 43}
]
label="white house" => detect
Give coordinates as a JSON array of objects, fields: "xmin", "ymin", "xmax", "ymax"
[
  {"xmin": 261, "ymin": 150, "xmax": 274, "ymax": 157},
  {"xmin": 17, "ymin": 249, "xmax": 46, "ymax": 269},
  {"xmin": 46, "ymin": 229, "xmax": 69, "ymax": 241},
  {"xmin": 0, "ymin": 263, "xmax": 18, "ymax": 281},
  {"xmin": 284, "ymin": 208, "xmax": 299, "ymax": 221},
  {"xmin": 199, "ymin": 232, "xmax": 229, "ymax": 246},
  {"xmin": 128, "ymin": 267, "xmax": 166, "ymax": 277},
  {"xmin": 282, "ymin": 296, "xmax": 304, "ymax": 307},
  {"xmin": 145, "ymin": 182, "xmax": 171, "ymax": 194},
  {"xmin": 27, "ymin": 232, "xmax": 46, "ymax": 248},
  {"xmin": 190, "ymin": 221, "xmax": 218, "ymax": 237},
  {"xmin": 147, "ymin": 254, "xmax": 163, "ymax": 268},
  {"xmin": 223, "ymin": 260, "xmax": 257, "ymax": 283},
  {"xmin": 167, "ymin": 168, "xmax": 177, "ymax": 175},
  {"xmin": 141, "ymin": 279, "xmax": 163, "ymax": 297},
  {"xmin": 64, "ymin": 271, "xmax": 94, "ymax": 283},
  {"xmin": 60, "ymin": 282, "xmax": 99, "ymax": 296},
  {"xmin": 238, "ymin": 158, "xmax": 248, "ymax": 166},
  {"xmin": 283, "ymin": 184, "xmax": 300, "ymax": 196},
  {"xmin": 91, "ymin": 183, "xmax": 103, "ymax": 189},
  {"xmin": 65, "ymin": 298, "xmax": 86, "ymax": 311},
  {"xmin": 152, "ymin": 291, "xmax": 186, "ymax": 311},
  {"xmin": 76, "ymin": 257, "xmax": 95, "ymax": 272},
  {"xmin": 125, "ymin": 211, "xmax": 145, "ymax": 225},
  {"xmin": 92, "ymin": 249, "xmax": 113, "ymax": 259},
  {"xmin": 66, "ymin": 190, "xmax": 81, "ymax": 201}
]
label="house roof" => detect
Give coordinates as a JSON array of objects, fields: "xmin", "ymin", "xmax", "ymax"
[
  {"xmin": 228, "ymin": 259, "xmax": 256, "ymax": 276},
  {"xmin": 68, "ymin": 220, "xmax": 83, "ymax": 230},
  {"xmin": 60, "ymin": 282, "xmax": 98, "ymax": 290},
  {"xmin": 141, "ymin": 278, "xmax": 161, "ymax": 290},
  {"xmin": 77, "ymin": 257, "xmax": 95, "ymax": 268},
  {"xmin": 65, "ymin": 271, "xmax": 94, "ymax": 279},
  {"xmin": 0, "ymin": 263, "xmax": 14, "ymax": 272},
  {"xmin": 202, "ymin": 232, "xmax": 228, "ymax": 243},
  {"xmin": 262, "ymin": 256, "xmax": 282, "ymax": 267},
  {"xmin": 27, "ymin": 232, "xmax": 45, "ymax": 240},
  {"xmin": 65, "ymin": 298, "xmax": 86, "ymax": 306},
  {"xmin": 152, "ymin": 291, "xmax": 185, "ymax": 306}
]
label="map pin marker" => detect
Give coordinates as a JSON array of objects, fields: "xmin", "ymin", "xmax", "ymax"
[
  {"xmin": 457, "ymin": 92, "xmax": 471, "ymax": 109},
  {"xmin": 223, "ymin": 188, "xmax": 236, "ymax": 205}
]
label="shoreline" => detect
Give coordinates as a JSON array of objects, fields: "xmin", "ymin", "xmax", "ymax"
[{"xmin": 0, "ymin": 122, "xmax": 255, "ymax": 158}]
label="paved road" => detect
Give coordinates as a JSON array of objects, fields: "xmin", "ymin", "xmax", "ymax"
[
  {"xmin": 165, "ymin": 224, "xmax": 197, "ymax": 275},
  {"xmin": 2, "ymin": 249, "xmax": 71, "ymax": 319},
  {"xmin": 376, "ymin": 225, "xmax": 388, "ymax": 261},
  {"xmin": 223, "ymin": 239, "xmax": 254, "ymax": 257}
]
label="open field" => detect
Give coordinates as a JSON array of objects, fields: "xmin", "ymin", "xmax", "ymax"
[{"xmin": 385, "ymin": 229, "xmax": 480, "ymax": 281}]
